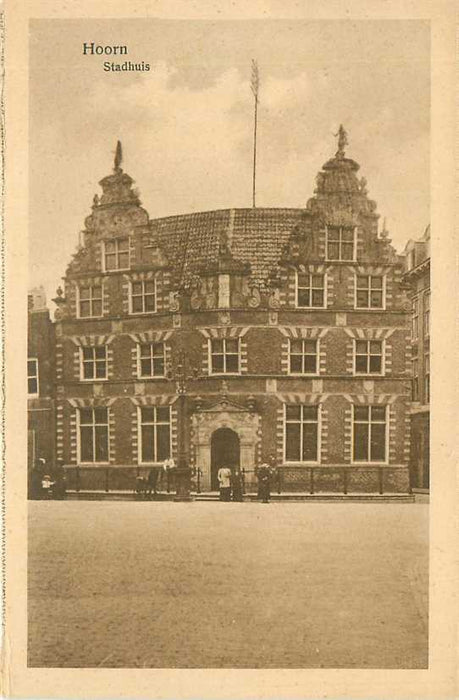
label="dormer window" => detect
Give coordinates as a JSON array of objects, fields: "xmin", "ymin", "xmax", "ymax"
[
  {"xmin": 326, "ymin": 226, "xmax": 355, "ymax": 261},
  {"xmin": 104, "ymin": 237, "xmax": 129, "ymax": 271}
]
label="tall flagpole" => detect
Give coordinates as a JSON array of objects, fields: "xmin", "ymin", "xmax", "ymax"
[{"xmin": 251, "ymin": 60, "xmax": 259, "ymax": 208}]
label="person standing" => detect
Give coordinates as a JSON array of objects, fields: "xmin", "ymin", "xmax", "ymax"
[
  {"xmin": 257, "ymin": 462, "xmax": 271, "ymax": 503},
  {"xmin": 163, "ymin": 457, "xmax": 175, "ymax": 493},
  {"xmin": 29, "ymin": 462, "xmax": 43, "ymax": 500},
  {"xmin": 231, "ymin": 467, "xmax": 244, "ymax": 502},
  {"xmin": 147, "ymin": 467, "xmax": 159, "ymax": 498},
  {"xmin": 53, "ymin": 459, "xmax": 67, "ymax": 500},
  {"xmin": 217, "ymin": 465, "xmax": 232, "ymax": 501}
]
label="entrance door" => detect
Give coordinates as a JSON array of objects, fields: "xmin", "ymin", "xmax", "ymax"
[{"xmin": 210, "ymin": 428, "xmax": 240, "ymax": 490}]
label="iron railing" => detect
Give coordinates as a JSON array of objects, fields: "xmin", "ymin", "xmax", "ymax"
[{"xmin": 62, "ymin": 465, "xmax": 409, "ymax": 496}]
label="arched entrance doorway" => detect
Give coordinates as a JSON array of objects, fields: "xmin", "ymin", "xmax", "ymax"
[{"xmin": 210, "ymin": 428, "xmax": 240, "ymax": 491}]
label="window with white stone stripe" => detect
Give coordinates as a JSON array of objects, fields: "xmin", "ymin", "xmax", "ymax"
[
  {"xmin": 289, "ymin": 339, "xmax": 318, "ymax": 374},
  {"xmin": 78, "ymin": 407, "xmax": 110, "ymax": 463},
  {"xmin": 130, "ymin": 279, "xmax": 157, "ymax": 314},
  {"xmin": 137, "ymin": 342, "xmax": 165, "ymax": 378},
  {"xmin": 209, "ymin": 338, "xmax": 240, "ymax": 374},
  {"xmin": 284, "ymin": 404, "xmax": 319, "ymax": 463},
  {"xmin": 78, "ymin": 284, "xmax": 103, "ymax": 318},
  {"xmin": 296, "ymin": 272, "xmax": 325, "ymax": 308},
  {"xmin": 352, "ymin": 405, "xmax": 387, "ymax": 463},
  {"xmin": 80, "ymin": 346, "xmax": 108, "ymax": 380},
  {"xmin": 354, "ymin": 340, "xmax": 384, "ymax": 375},
  {"xmin": 355, "ymin": 274, "xmax": 384, "ymax": 309},
  {"xmin": 138, "ymin": 406, "xmax": 171, "ymax": 463}
]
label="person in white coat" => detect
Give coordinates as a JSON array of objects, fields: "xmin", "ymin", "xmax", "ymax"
[{"xmin": 217, "ymin": 465, "xmax": 232, "ymax": 501}]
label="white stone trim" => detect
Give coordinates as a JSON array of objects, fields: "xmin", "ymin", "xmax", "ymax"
[
  {"xmin": 129, "ymin": 395, "xmax": 176, "ymax": 407},
  {"xmin": 128, "ymin": 330, "xmax": 173, "ymax": 344},
  {"xmin": 199, "ymin": 326, "xmax": 250, "ymax": 339},
  {"xmin": 56, "ymin": 402, "xmax": 65, "ymax": 461},
  {"xmin": 70, "ymin": 334, "xmax": 115, "ymax": 347}
]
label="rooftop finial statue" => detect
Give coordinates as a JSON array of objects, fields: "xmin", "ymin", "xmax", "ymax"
[
  {"xmin": 334, "ymin": 124, "xmax": 348, "ymax": 157},
  {"xmin": 114, "ymin": 140, "xmax": 123, "ymax": 171}
]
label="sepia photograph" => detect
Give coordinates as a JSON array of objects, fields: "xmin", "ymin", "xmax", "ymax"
[{"xmin": 24, "ymin": 16, "xmax": 433, "ymax": 672}]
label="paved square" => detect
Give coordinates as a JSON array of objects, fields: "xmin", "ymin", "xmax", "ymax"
[{"xmin": 28, "ymin": 501, "xmax": 428, "ymax": 668}]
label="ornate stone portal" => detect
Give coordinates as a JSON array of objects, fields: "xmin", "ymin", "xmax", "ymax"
[{"xmin": 191, "ymin": 399, "xmax": 260, "ymax": 491}]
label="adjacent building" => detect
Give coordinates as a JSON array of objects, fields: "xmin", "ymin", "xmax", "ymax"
[
  {"xmin": 27, "ymin": 287, "xmax": 56, "ymax": 472},
  {"xmin": 402, "ymin": 226, "xmax": 430, "ymax": 491},
  {"xmin": 37, "ymin": 128, "xmax": 413, "ymax": 495}
]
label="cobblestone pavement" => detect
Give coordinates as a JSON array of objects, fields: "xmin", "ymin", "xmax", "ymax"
[{"xmin": 28, "ymin": 501, "xmax": 428, "ymax": 668}]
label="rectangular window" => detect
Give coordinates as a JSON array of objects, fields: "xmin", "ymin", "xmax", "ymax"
[
  {"xmin": 326, "ymin": 226, "xmax": 355, "ymax": 261},
  {"xmin": 289, "ymin": 339, "xmax": 318, "ymax": 374},
  {"xmin": 140, "ymin": 406, "xmax": 171, "ymax": 463},
  {"xmin": 424, "ymin": 353, "xmax": 430, "ymax": 403},
  {"xmin": 354, "ymin": 340, "xmax": 383, "ymax": 375},
  {"xmin": 423, "ymin": 292, "xmax": 430, "ymax": 337},
  {"xmin": 412, "ymin": 297, "xmax": 419, "ymax": 340},
  {"xmin": 138, "ymin": 342, "xmax": 165, "ymax": 378},
  {"xmin": 353, "ymin": 405, "xmax": 387, "ymax": 463},
  {"xmin": 27, "ymin": 358, "xmax": 39, "ymax": 396},
  {"xmin": 355, "ymin": 275, "xmax": 384, "ymax": 309},
  {"xmin": 285, "ymin": 404, "xmax": 319, "ymax": 462},
  {"xmin": 210, "ymin": 338, "xmax": 240, "ymax": 374},
  {"xmin": 79, "ymin": 284, "xmax": 102, "ymax": 318},
  {"xmin": 296, "ymin": 272, "xmax": 325, "ymax": 308},
  {"xmin": 104, "ymin": 237, "xmax": 130, "ymax": 271},
  {"xmin": 79, "ymin": 407, "xmax": 109, "ymax": 463},
  {"xmin": 81, "ymin": 346, "xmax": 107, "ymax": 380},
  {"xmin": 130, "ymin": 279, "xmax": 156, "ymax": 314},
  {"xmin": 412, "ymin": 357, "xmax": 419, "ymax": 401}
]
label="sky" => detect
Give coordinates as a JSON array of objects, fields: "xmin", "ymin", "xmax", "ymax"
[{"xmin": 29, "ymin": 18, "xmax": 430, "ymax": 304}]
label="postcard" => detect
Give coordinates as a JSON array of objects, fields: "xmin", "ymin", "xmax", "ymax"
[{"xmin": 3, "ymin": 1, "xmax": 457, "ymax": 698}]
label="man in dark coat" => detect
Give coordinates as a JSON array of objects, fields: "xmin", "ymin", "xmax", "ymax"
[
  {"xmin": 53, "ymin": 459, "xmax": 67, "ymax": 500},
  {"xmin": 29, "ymin": 464, "xmax": 43, "ymax": 500},
  {"xmin": 231, "ymin": 467, "xmax": 244, "ymax": 502},
  {"xmin": 257, "ymin": 463, "xmax": 271, "ymax": 503}
]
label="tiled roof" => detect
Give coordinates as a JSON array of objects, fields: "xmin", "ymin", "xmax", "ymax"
[{"xmin": 148, "ymin": 208, "xmax": 303, "ymax": 290}]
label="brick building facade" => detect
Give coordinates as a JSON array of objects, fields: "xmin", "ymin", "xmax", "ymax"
[
  {"xmin": 27, "ymin": 288, "xmax": 56, "ymax": 471},
  {"xmin": 402, "ymin": 227, "xmax": 430, "ymax": 491},
  {"xmin": 48, "ymin": 130, "xmax": 412, "ymax": 495}
]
